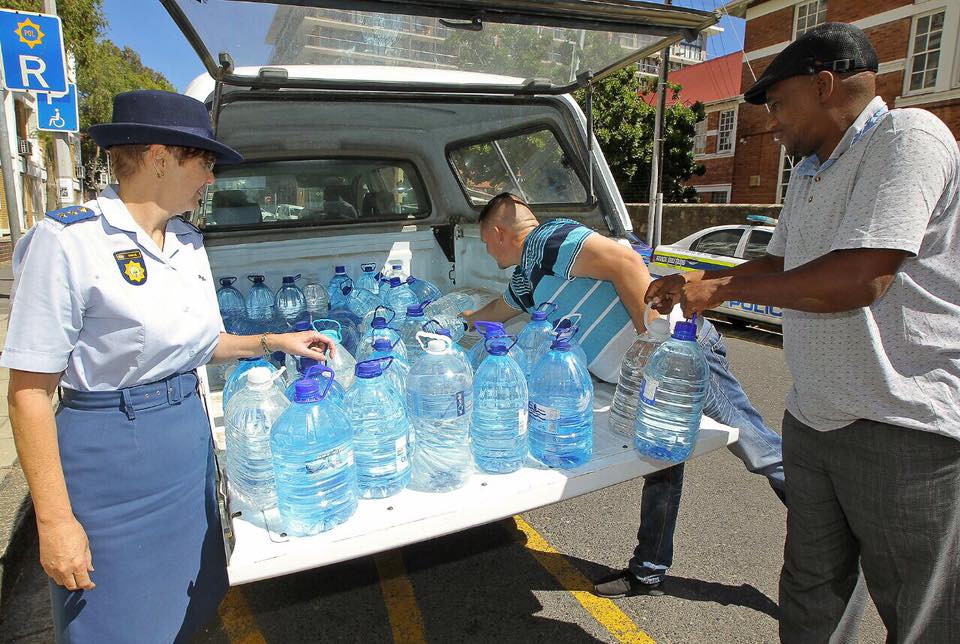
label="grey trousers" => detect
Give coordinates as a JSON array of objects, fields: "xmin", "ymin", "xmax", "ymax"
[{"xmin": 780, "ymin": 412, "xmax": 960, "ymax": 644}]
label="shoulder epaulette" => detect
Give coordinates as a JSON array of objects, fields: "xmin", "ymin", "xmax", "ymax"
[{"xmin": 45, "ymin": 206, "xmax": 97, "ymax": 225}]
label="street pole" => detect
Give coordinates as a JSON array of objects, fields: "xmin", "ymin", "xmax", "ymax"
[
  {"xmin": 43, "ymin": 0, "xmax": 75, "ymax": 206},
  {"xmin": 647, "ymin": 0, "xmax": 672, "ymax": 248},
  {"xmin": 0, "ymin": 78, "xmax": 24, "ymax": 246}
]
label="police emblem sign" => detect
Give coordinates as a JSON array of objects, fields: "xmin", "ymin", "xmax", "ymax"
[{"xmin": 0, "ymin": 9, "xmax": 68, "ymax": 93}]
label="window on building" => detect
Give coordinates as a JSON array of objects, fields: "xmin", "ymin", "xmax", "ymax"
[
  {"xmin": 909, "ymin": 11, "xmax": 945, "ymax": 92},
  {"xmin": 795, "ymin": 0, "xmax": 827, "ymax": 37},
  {"xmin": 690, "ymin": 229, "xmax": 743, "ymax": 258},
  {"xmin": 709, "ymin": 191, "xmax": 729, "ymax": 204},
  {"xmin": 693, "ymin": 118, "xmax": 707, "ymax": 155},
  {"xmin": 717, "ymin": 109, "xmax": 735, "ymax": 154},
  {"xmin": 778, "ymin": 153, "xmax": 797, "ymax": 204}
]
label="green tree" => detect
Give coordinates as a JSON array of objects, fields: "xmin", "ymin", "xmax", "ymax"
[{"xmin": 576, "ymin": 69, "xmax": 705, "ymax": 203}]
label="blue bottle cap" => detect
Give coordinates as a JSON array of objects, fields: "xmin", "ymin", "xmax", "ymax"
[
  {"xmin": 530, "ymin": 302, "xmax": 557, "ymax": 322},
  {"xmin": 389, "ymin": 277, "xmax": 403, "ymax": 288},
  {"xmin": 372, "ymin": 338, "xmax": 393, "ymax": 352},
  {"xmin": 293, "ymin": 378, "xmax": 322, "ymax": 403},
  {"xmin": 248, "ymin": 274, "xmax": 265, "ymax": 283},
  {"xmin": 672, "ymin": 320, "xmax": 698, "ymax": 341},
  {"xmin": 281, "ymin": 275, "xmax": 298, "ymax": 284},
  {"xmin": 335, "ymin": 265, "xmax": 346, "ymax": 274},
  {"xmin": 406, "ymin": 302, "xmax": 426, "ymax": 317},
  {"xmin": 406, "ymin": 276, "xmax": 417, "ymax": 284},
  {"xmin": 355, "ymin": 359, "xmax": 383, "ymax": 379},
  {"xmin": 361, "ymin": 263, "xmax": 376, "ymax": 273},
  {"xmin": 487, "ymin": 340, "xmax": 510, "ymax": 356},
  {"xmin": 392, "ymin": 264, "xmax": 402, "ymax": 269},
  {"xmin": 474, "ymin": 321, "xmax": 505, "ymax": 338},
  {"xmin": 371, "ymin": 316, "xmax": 389, "ymax": 329},
  {"xmin": 219, "ymin": 276, "xmax": 237, "ymax": 287}
]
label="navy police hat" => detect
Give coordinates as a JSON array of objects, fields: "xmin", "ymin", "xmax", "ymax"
[
  {"xmin": 744, "ymin": 23, "xmax": 878, "ymax": 105},
  {"xmin": 88, "ymin": 90, "xmax": 243, "ymax": 164}
]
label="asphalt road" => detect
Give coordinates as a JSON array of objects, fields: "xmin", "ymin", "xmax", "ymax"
[{"xmin": 0, "ymin": 320, "xmax": 887, "ymax": 643}]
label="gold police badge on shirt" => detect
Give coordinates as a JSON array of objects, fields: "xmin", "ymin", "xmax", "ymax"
[{"xmin": 114, "ymin": 250, "xmax": 147, "ymax": 285}]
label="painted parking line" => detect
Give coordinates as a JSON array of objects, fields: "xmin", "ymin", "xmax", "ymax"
[
  {"xmin": 513, "ymin": 516, "xmax": 656, "ymax": 644},
  {"xmin": 375, "ymin": 550, "xmax": 427, "ymax": 644},
  {"xmin": 220, "ymin": 588, "xmax": 267, "ymax": 644}
]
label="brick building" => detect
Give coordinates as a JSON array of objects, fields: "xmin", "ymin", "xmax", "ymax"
[{"xmin": 728, "ymin": 0, "xmax": 960, "ymax": 203}]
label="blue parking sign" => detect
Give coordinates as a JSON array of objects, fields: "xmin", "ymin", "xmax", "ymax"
[
  {"xmin": 0, "ymin": 9, "xmax": 67, "ymax": 93},
  {"xmin": 38, "ymin": 83, "xmax": 78, "ymax": 133}
]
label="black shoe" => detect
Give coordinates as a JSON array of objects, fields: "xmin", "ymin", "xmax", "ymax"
[{"xmin": 593, "ymin": 570, "xmax": 665, "ymax": 598}]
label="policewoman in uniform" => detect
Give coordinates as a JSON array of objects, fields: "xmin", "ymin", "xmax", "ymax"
[{"xmin": 1, "ymin": 90, "xmax": 335, "ymax": 642}]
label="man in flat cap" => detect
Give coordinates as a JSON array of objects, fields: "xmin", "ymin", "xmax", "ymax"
[{"xmin": 647, "ymin": 23, "xmax": 959, "ymax": 643}]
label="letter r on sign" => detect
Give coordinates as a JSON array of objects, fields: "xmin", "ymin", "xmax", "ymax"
[{"xmin": 19, "ymin": 55, "xmax": 48, "ymax": 89}]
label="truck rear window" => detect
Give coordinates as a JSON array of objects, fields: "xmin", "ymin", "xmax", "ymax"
[
  {"xmin": 448, "ymin": 128, "xmax": 587, "ymax": 206},
  {"xmin": 201, "ymin": 159, "xmax": 429, "ymax": 229}
]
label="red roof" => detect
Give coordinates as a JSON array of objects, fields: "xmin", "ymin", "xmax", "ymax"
[{"xmin": 641, "ymin": 51, "xmax": 742, "ymax": 107}]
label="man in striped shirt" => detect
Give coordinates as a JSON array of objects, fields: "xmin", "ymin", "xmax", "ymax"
[{"xmin": 466, "ymin": 193, "xmax": 786, "ymax": 598}]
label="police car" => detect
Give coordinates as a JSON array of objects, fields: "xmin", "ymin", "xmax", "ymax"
[{"xmin": 649, "ymin": 215, "xmax": 784, "ymax": 328}]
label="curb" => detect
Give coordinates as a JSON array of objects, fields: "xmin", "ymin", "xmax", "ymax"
[{"xmin": 0, "ymin": 463, "xmax": 33, "ymax": 613}]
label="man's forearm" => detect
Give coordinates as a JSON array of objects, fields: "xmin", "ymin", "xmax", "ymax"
[
  {"xmin": 612, "ymin": 266, "xmax": 653, "ymax": 333},
  {"xmin": 690, "ymin": 254, "xmax": 785, "ymax": 282},
  {"xmin": 464, "ymin": 296, "xmax": 521, "ymax": 327}
]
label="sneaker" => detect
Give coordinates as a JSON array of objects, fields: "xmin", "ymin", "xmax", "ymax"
[{"xmin": 593, "ymin": 570, "xmax": 665, "ymax": 598}]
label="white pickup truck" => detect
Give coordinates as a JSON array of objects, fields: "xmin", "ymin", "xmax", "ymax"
[{"xmin": 161, "ymin": 0, "xmax": 737, "ymax": 586}]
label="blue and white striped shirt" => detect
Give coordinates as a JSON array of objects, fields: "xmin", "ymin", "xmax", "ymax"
[{"xmin": 505, "ymin": 219, "xmax": 636, "ymax": 383}]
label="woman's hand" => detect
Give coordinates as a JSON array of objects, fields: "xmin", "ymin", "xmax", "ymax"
[
  {"xmin": 269, "ymin": 330, "xmax": 336, "ymax": 362},
  {"xmin": 38, "ymin": 515, "xmax": 95, "ymax": 591}
]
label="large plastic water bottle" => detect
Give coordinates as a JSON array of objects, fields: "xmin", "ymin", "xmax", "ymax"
[
  {"xmin": 284, "ymin": 360, "xmax": 344, "ymax": 404},
  {"xmin": 406, "ymin": 332, "xmax": 473, "ymax": 492},
  {"xmin": 469, "ymin": 321, "xmax": 528, "ymax": 374},
  {"xmin": 634, "ymin": 319, "xmax": 709, "ymax": 463},
  {"xmin": 528, "ymin": 333, "xmax": 594, "ymax": 468},
  {"xmin": 224, "ymin": 366, "xmax": 290, "ymax": 521},
  {"xmin": 471, "ymin": 336, "xmax": 528, "ymax": 474},
  {"xmin": 321, "ymin": 312, "xmax": 361, "ymax": 357},
  {"xmin": 302, "ymin": 279, "xmax": 329, "ymax": 316},
  {"xmin": 366, "ymin": 338, "xmax": 410, "ymax": 396},
  {"xmin": 422, "ymin": 320, "xmax": 470, "ymax": 364},
  {"xmin": 245, "ymin": 275, "xmax": 275, "ymax": 331},
  {"xmin": 341, "ymin": 279, "xmax": 382, "ymax": 321},
  {"xmin": 552, "ymin": 315, "xmax": 589, "ymax": 369},
  {"xmin": 382, "ymin": 277, "xmax": 418, "ymax": 321},
  {"xmin": 609, "ymin": 314, "xmax": 672, "ymax": 438},
  {"xmin": 516, "ymin": 302, "xmax": 558, "ymax": 381},
  {"xmin": 399, "ymin": 302, "xmax": 432, "ymax": 366},
  {"xmin": 328, "ymin": 266, "xmax": 351, "ymax": 309},
  {"xmin": 312, "ymin": 320, "xmax": 357, "ymax": 389},
  {"xmin": 357, "ymin": 263, "xmax": 381, "ymax": 295},
  {"xmin": 406, "ymin": 276, "xmax": 443, "ymax": 303},
  {"xmin": 344, "ymin": 358, "xmax": 413, "ymax": 498},
  {"xmin": 223, "ymin": 356, "xmax": 278, "ymax": 407},
  {"xmin": 358, "ymin": 306, "xmax": 407, "ymax": 361},
  {"xmin": 271, "ymin": 368, "xmax": 358, "ymax": 536},
  {"xmin": 425, "ymin": 292, "xmax": 475, "ymax": 319},
  {"xmin": 217, "ymin": 276, "xmax": 246, "ymax": 333},
  {"xmin": 275, "ymin": 274, "xmax": 306, "ymax": 323}
]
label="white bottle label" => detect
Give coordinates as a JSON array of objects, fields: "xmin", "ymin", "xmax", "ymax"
[
  {"xmin": 455, "ymin": 391, "xmax": 466, "ymax": 417},
  {"xmin": 641, "ymin": 377, "xmax": 659, "ymax": 405},
  {"xmin": 518, "ymin": 408, "xmax": 529, "ymax": 436},
  {"xmin": 528, "ymin": 402, "xmax": 560, "ymax": 422},
  {"xmin": 395, "ymin": 436, "xmax": 410, "ymax": 473}
]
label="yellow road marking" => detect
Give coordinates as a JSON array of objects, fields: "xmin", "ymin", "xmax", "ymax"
[
  {"xmin": 219, "ymin": 588, "xmax": 267, "ymax": 644},
  {"xmin": 513, "ymin": 516, "xmax": 656, "ymax": 644},
  {"xmin": 375, "ymin": 551, "xmax": 427, "ymax": 644}
]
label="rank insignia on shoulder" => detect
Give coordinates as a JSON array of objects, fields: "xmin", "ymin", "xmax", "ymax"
[
  {"xmin": 114, "ymin": 249, "xmax": 148, "ymax": 286},
  {"xmin": 45, "ymin": 206, "xmax": 97, "ymax": 225}
]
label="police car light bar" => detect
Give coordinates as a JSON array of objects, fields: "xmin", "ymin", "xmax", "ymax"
[{"xmin": 746, "ymin": 214, "xmax": 778, "ymax": 226}]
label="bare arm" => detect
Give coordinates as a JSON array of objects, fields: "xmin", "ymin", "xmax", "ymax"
[
  {"xmin": 646, "ymin": 254, "xmax": 785, "ymax": 313},
  {"xmin": 464, "ymin": 296, "xmax": 524, "ymax": 328},
  {"xmin": 570, "ymin": 235, "xmax": 653, "ymax": 333},
  {"xmin": 9, "ymin": 370, "xmax": 95, "ymax": 591},
  {"xmin": 211, "ymin": 330, "xmax": 336, "ymax": 363}
]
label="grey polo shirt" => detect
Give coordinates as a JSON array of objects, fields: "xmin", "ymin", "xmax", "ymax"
[{"xmin": 768, "ymin": 97, "xmax": 960, "ymax": 440}]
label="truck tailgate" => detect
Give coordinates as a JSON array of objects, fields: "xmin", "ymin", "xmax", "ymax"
[{"xmin": 201, "ymin": 379, "xmax": 738, "ymax": 586}]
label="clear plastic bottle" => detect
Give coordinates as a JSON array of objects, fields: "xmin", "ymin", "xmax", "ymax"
[
  {"xmin": 634, "ymin": 319, "xmax": 709, "ymax": 463},
  {"xmin": 217, "ymin": 276, "xmax": 246, "ymax": 334},
  {"xmin": 271, "ymin": 369, "xmax": 358, "ymax": 536},
  {"xmin": 399, "ymin": 302, "xmax": 431, "ymax": 366},
  {"xmin": 321, "ymin": 311, "xmax": 361, "ymax": 358},
  {"xmin": 312, "ymin": 320, "xmax": 357, "ymax": 390},
  {"xmin": 357, "ymin": 262, "xmax": 381, "ymax": 295},
  {"xmin": 366, "ymin": 338, "xmax": 410, "ymax": 397},
  {"xmin": 422, "ymin": 320, "xmax": 470, "ymax": 364},
  {"xmin": 406, "ymin": 276, "xmax": 443, "ymax": 304},
  {"xmin": 382, "ymin": 277, "xmax": 418, "ymax": 321},
  {"xmin": 275, "ymin": 274, "xmax": 306, "ymax": 323},
  {"xmin": 516, "ymin": 302, "xmax": 558, "ymax": 381},
  {"xmin": 341, "ymin": 279, "xmax": 383, "ymax": 321},
  {"xmin": 406, "ymin": 332, "xmax": 474, "ymax": 492},
  {"xmin": 344, "ymin": 358, "xmax": 413, "ymax": 499},
  {"xmin": 302, "ymin": 280, "xmax": 329, "ymax": 316},
  {"xmin": 223, "ymin": 356, "xmax": 278, "ymax": 408},
  {"xmin": 528, "ymin": 334, "xmax": 594, "ymax": 468},
  {"xmin": 224, "ymin": 366, "xmax": 290, "ymax": 522},
  {"xmin": 284, "ymin": 360, "xmax": 345, "ymax": 404},
  {"xmin": 609, "ymin": 315, "xmax": 672, "ymax": 438},
  {"xmin": 358, "ymin": 306, "xmax": 407, "ymax": 362},
  {"xmin": 245, "ymin": 275, "xmax": 276, "ymax": 331},
  {"xmin": 469, "ymin": 321, "xmax": 528, "ymax": 374},
  {"xmin": 424, "ymin": 292, "xmax": 476, "ymax": 319},
  {"xmin": 328, "ymin": 265, "xmax": 351, "ymax": 309},
  {"xmin": 471, "ymin": 336, "xmax": 529, "ymax": 474}
]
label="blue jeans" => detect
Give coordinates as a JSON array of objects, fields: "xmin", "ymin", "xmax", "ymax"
[{"xmin": 629, "ymin": 319, "xmax": 785, "ymax": 585}]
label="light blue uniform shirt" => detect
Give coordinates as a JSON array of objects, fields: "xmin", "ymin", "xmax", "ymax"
[
  {"xmin": 0, "ymin": 186, "xmax": 222, "ymax": 391},
  {"xmin": 505, "ymin": 219, "xmax": 635, "ymax": 383}
]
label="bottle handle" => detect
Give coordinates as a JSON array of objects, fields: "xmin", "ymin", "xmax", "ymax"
[
  {"xmin": 312, "ymin": 318, "xmax": 343, "ymax": 340},
  {"xmin": 373, "ymin": 305, "xmax": 395, "ymax": 324},
  {"xmin": 553, "ymin": 312, "xmax": 582, "ymax": 331},
  {"xmin": 341, "ymin": 277, "xmax": 354, "ymax": 296},
  {"xmin": 220, "ymin": 276, "xmax": 237, "ymax": 287},
  {"xmin": 536, "ymin": 301, "xmax": 558, "ymax": 316},
  {"xmin": 474, "ymin": 320, "xmax": 504, "ymax": 337},
  {"xmin": 361, "ymin": 263, "xmax": 377, "ymax": 272},
  {"xmin": 247, "ymin": 274, "xmax": 264, "ymax": 284},
  {"xmin": 313, "ymin": 365, "xmax": 336, "ymax": 400},
  {"xmin": 416, "ymin": 330, "xmax": 451, "ymax": 353}
]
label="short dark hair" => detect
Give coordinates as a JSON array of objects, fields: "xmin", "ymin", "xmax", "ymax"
[{"xmin": 479, "ymin": 192, "xmax": 529, "ymax": 223}]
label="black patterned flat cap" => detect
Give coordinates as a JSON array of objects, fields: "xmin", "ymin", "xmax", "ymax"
[{"xmin": 744, "ymin": 23, "xmax": 879, "ymax": 105}]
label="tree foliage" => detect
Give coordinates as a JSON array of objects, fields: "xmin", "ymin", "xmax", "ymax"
[{"xmin": 577, "ymin": 69, "xmax": 705, "ymax": 203}]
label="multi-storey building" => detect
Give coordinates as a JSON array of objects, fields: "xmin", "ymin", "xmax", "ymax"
[{"xmin": 728, "ymin": 0, "xmax": 960, "ymax": 204}]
